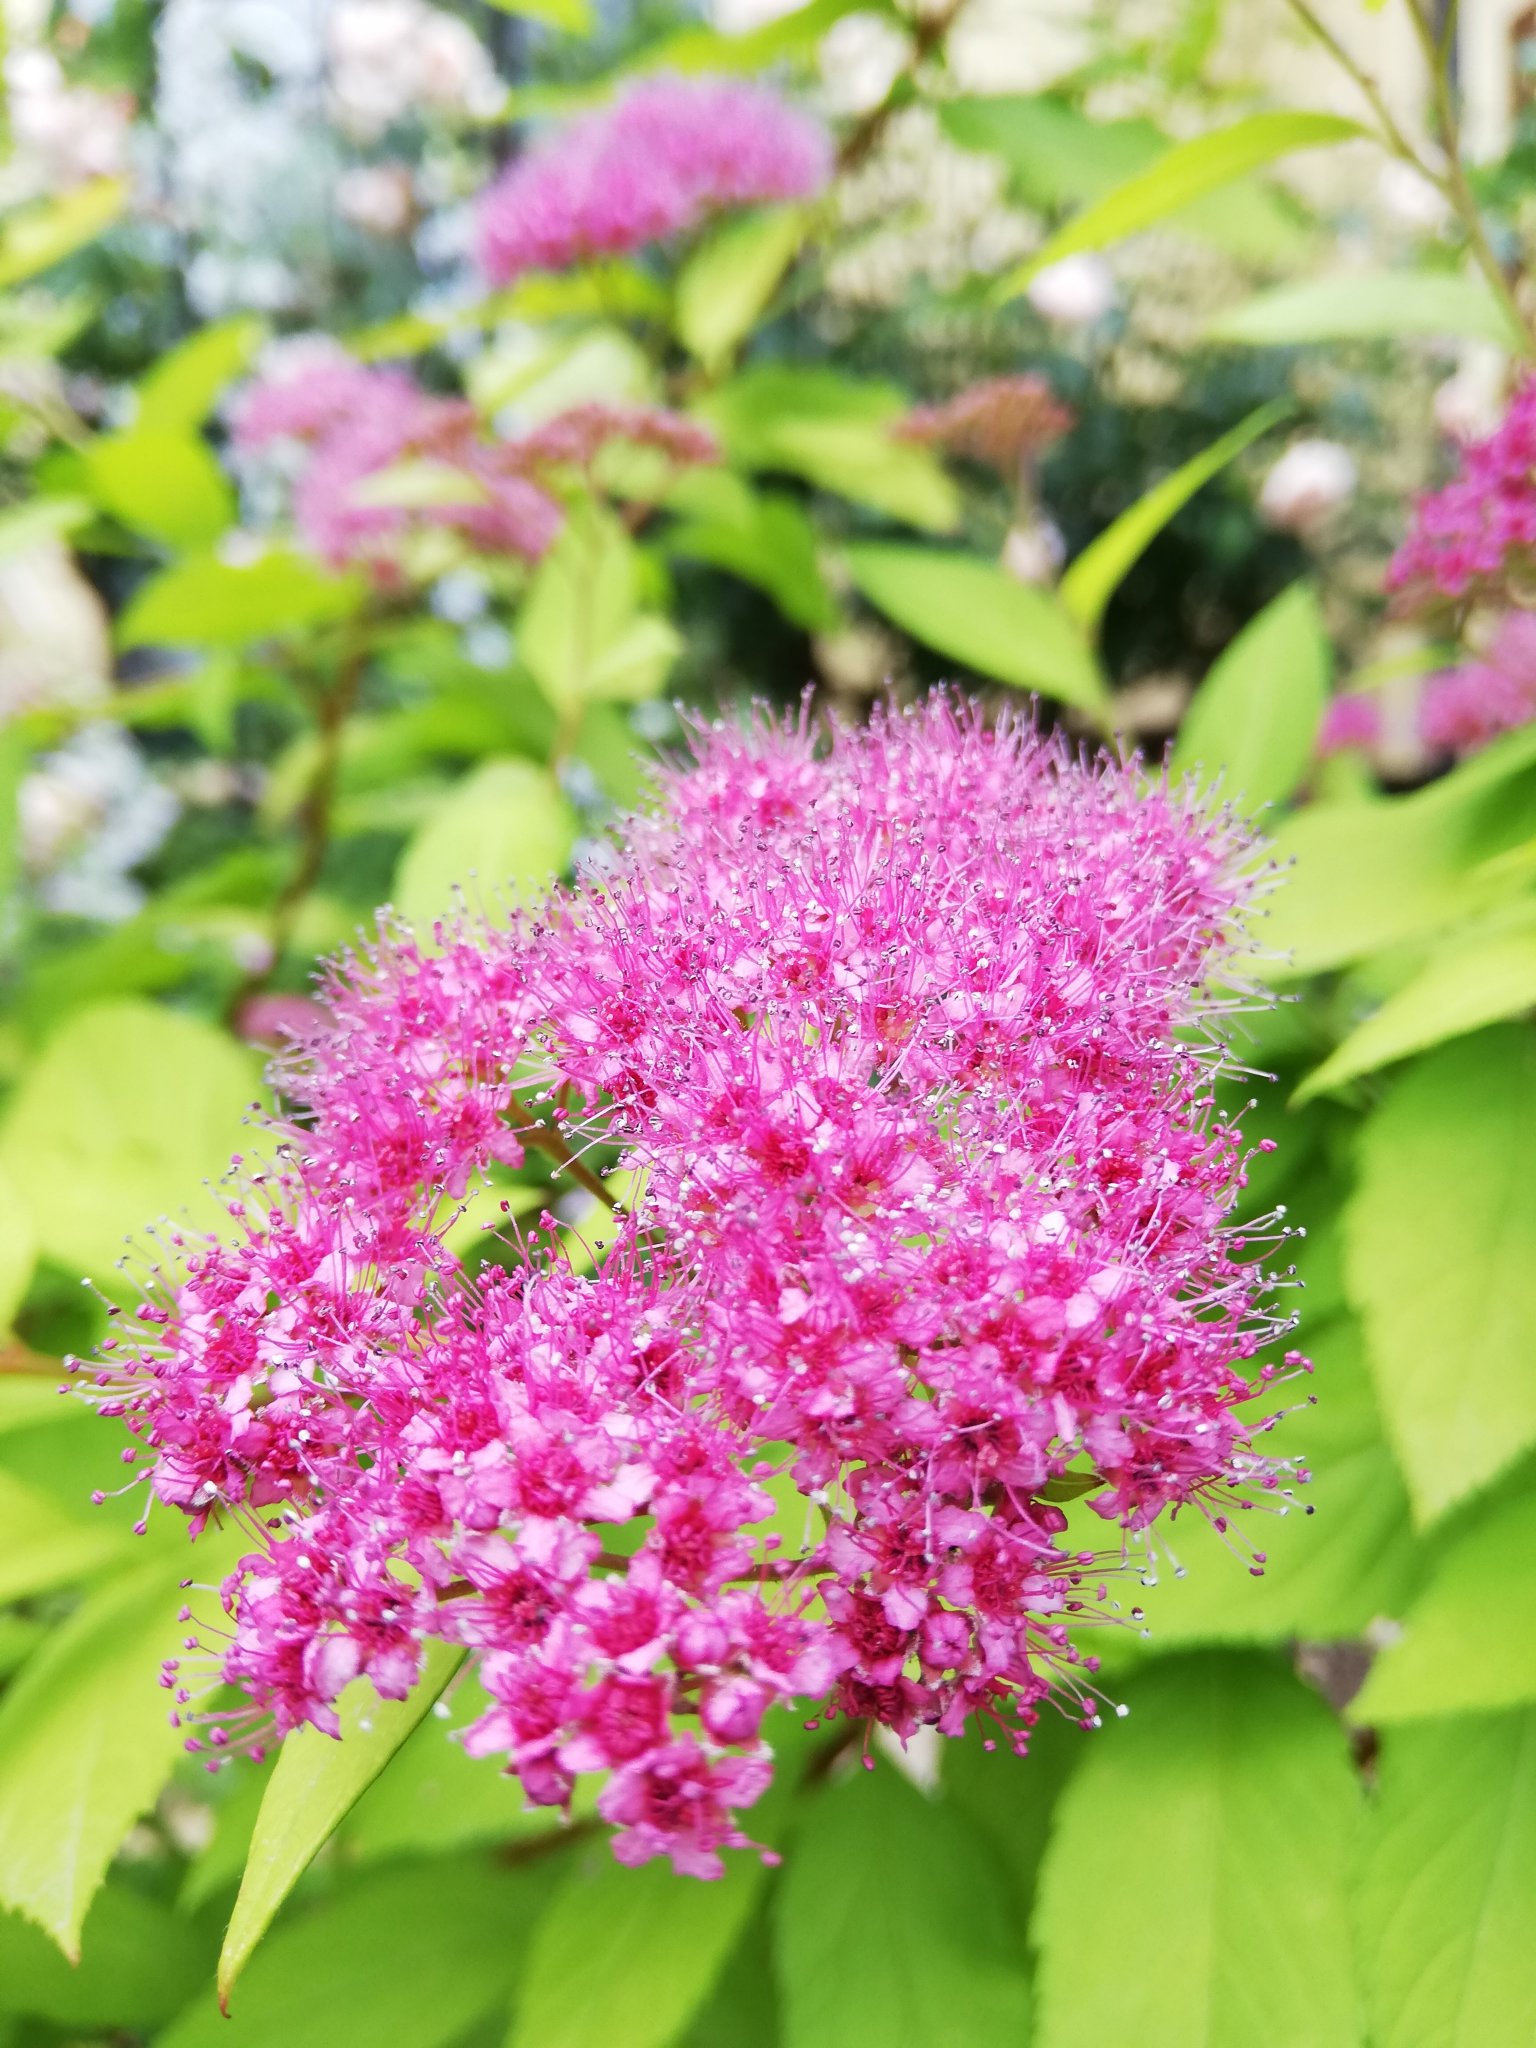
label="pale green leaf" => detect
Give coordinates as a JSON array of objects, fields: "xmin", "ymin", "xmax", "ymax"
[
  {"xmin": 1296, "ymin": 901, "xmax": 1536, "ymax": 1099},
  {"xmin": 350, "ymin": 459, "xmax": 491, "ymax": 511},
  {"xmin": 1353, "ymin": 1483, "xmax": 1536, "ymax": 1722},
  {"xmin": 0, "ymin": 1556, "xmax": 221, "ymax": 1957},
  {"xmin": 0, "ymin": 999, "xmax": 261, "ymax": 1282},
  {"xmin": 0, "ymin": 1157, "xmax": 37, "ymax": 1330},
  {"xmin": 136, "ymin": 318, "xmax": 269, "ymax": 432},
  {"xmin": 0, "ymin": 495, "xmax": 92, "ymax": 561},
  {"xmin": 996, "ymin": 112, "xmax": 1361, "ymax": 298},
  {"xmin": 844, "ymin": 541, "xmax": 1109, "ymax": 714},
  {"xmin": 1345, "ymin": 1025, "xmax": 1536, "ymax": 1523},
  {"xmin": 1171, "ymin": 581, "xmax": 1329, "ymax": 811},
  {"xmin": 0, "ymin": 1377, "xmax": 73, "ymax": 1433},
  {"xmin": 218, "ymin": 1640, "xmax": 465, "ymax": 2003},
  {"xmin": 82, "ymin": 430, "xmax": 235, "ymax": 550},
  {"xmin": 1356, "ymin": 1711, "xmax": 1536, "ymax": 2048},
  {"xmin": 674, "ymin": 206, "xmax": 808, "ymax": 373},
  {"xmin": 1121, "ymin": 1319, "xmax": 1422, "ymax": 1649},
  {"xmin": 0, "ymin": 1466, "xmax": 129, "ymax": 1605},
  {"xmin": 394, "ymin": 757, "xmax": 576, "ymax": 937},
  {"xmin": 0, "ymin": 180, "xmax": 127, "ymax": 289},
  {"xmin": 117, "ymin": 550, "xmax": 364, "ymax": 648},
  {"xmin": 520, "ymin": 505, "xmax": 679, "ymax": 711},
  {"xmin": 1211, "ymin": 269, "xmax": 1522, "ymax": 349},
  {"xmin": 175, "ymin": 1856, "xmax": 543, "ymax": 2045},
  {"xmin": 1034, "ymin": 1654, "xmax": 1360, "ymax": 2048},
  {"xmin": 1060, "ymin": 400, "xmax": 1290, "ymax": 637},
  {"xmin": 777, "ymin": 1762, "xmax": 1032, "ymax": 2048},
  {"xmin": 481, "ymin": 0, "xmax": 592, "ymax": 29},
  {"xmin": 510, "ymin": 1841, "xmax": 766, "ymax": 2048}
]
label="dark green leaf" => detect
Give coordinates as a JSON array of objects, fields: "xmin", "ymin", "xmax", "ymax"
[{"xmin": 0, "ymin": 1882, "xmax": 208, "ymax": 2028}]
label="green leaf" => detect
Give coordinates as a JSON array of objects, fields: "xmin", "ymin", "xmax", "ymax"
[
  {"xmin": 941, "ymin": 94, "xmax": 1165, "ymax": 211},
  {"xmin": 844, "ymin": 542, "xmax": 1109, "ymax": 714},
  {"xmin": 1259, "ymin": 726, "xmax": 1536, "ymax": 977},
  {"xmin": 81, "ymin": 430, "xmax": 235, "ymax": 550},
  {"xmin": 0, "ymin": 1158, "xmax": 36, "ymax": 1331},
  {"xmin": 0, "ymin": 1556, "xmax": 220, "ymax": 1957},
  {"xmin": 481, "ymin": 0, "xmax": 592, "ymax": 30},
  {"xmin": 350, "ymin": 459, "xmax": 491, "ymax": 511},
  {"xmin": 777, "ymin": 1762, "xmax": 1031, "ymax": 2047},
  {"xmin": 0, "ymin": 1466, "xmax": 129, "ymax": 1606},
  {"xmin": 1121, "ymin": 1319, "xmax": 1422, "ymax": 1649},
  {"xmin": 136, "ymin": 317, "xmax": 269, "ymax": 432},
  {"xmin": 666, "ymin": 477, "xmax": 837, "ymax": 631},
  {"xmin": 633, "ymin": 0, "xmax": 860, "ymax": 73},
  {"xmin": 520, "ymin": 505, "xmax": 681, "ymax": 711},
  {"xmin": 697, "ymin": 367, "xmax": 960, "ymax": 533},
  {"xmin": 674, "ymin": 206, "xmax": 808, "ymax": 373},
  {"xmin": 117, "ymin": 550, "xmax": 364, "ymax": 648},
  {"xmin": 1345, "ymin": 1025, "xmax": 1536, "ymax": 1524},
  {"xmin": 1356, "ymin": 1711, "xmax": 1536, "ymax": 2048},
  {"xmin": 1170, "ymin": 581, "xmax": 1329, "ymax": 811},
  {"xmin": 0, "ymin": 999, "xmax": 261, "ymax": 1282},
  {"xmin": 1210, "ymin": 269, "xmax": 1522, "ymax": 349},
  {"xmin": 940, "ymin": 1710, "xmax": 1082, "ymax": 1926},
  {"xmin": 0, "ymin": 495, "xmax": 92, "ymax": 561},
  {"xmin": 1295, "ymin": 900, "xmax": 1536, "ymax": 1099},
  {"xmin": 0, "ymin": 1882, "xmax": 209, "ymax": 2029},
  {"xmin": 1353, "ymin": 1482, "xmax": 1536, "ymax": 1722},
  {"xmin": 394, "ymin": 757, "xmax": 577, "ymax": 938},
  {"xmin": 1033, "ymin": 1654, "xmax": 1360, "ymax": 2048},
  {"xmin": 1060, "ymin": 400, "xmax": 1290, "ymax": 638},
  {"xmin": 172, "ymin": 1856, "xmax": 545, "ymax": 2047},
  {"xmin": 0, "ymin": 180, "xmax": 127, "ymax": 289},
  {"xmin": 218, "ymin": 1640, "xmax": 465, "ymax": 2005},
  {"xmin": 0, "ymin": 1377, "xmax": 75, "ymax": 1433},
  {"xmin": 995, "ymin": 112, "xmax": 1361, "ymax": 298},
  {"xmin": 509, "ymin": 1841, "xmax": 767, "ymax": 2048}
]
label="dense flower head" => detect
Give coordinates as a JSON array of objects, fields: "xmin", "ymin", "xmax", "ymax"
[
  {"xmin": 1390, "ymin": 376, "xmax": 1536, "ymax": 603},
  {"xmin": 897, "ymin": 375, "xmax": 1074, "ymax": 476},
  {"xmin": 475, "ymin": 75, "xmax": 831, "ymax": 285},
  {"xmin": 81, "ymin": 698, "xmax": 1299, "ymax": 1879}
]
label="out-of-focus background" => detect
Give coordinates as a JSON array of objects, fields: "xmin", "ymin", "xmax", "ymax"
[{"xmin": 4, "ymin": 2, "xmax": 1536, "ymax": 2044}]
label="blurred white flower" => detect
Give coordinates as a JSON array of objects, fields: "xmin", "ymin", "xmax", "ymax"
[
  {"xmin": 0, "ymin": 541, "xmax": 111, "ymax": 724},
  {"xmin": 1434, "ymin": 345, "xmax": 1508, "ymax": 442},
  {"xmin": 1001, "ymin": 517, "xmax": 1065, "ymax": 586},
  {"xmin": 5, "ymin": 44, "xmax": 131, "ymax": 191},
  {"xmin": 818, "ymin": 13, "xmax": 909, "ymax": 118},
  {"xmin": 336, "ymin": 161, "xmax": 416, "ymax": 236},
  {"xmin": 1258, "ymin": 438, "xmax": 1358, "ymax": 534},
  {"xmin": 1376, "ymin": 160, "xmax": 1450, "ymax": 234},
  {"xmin": 1026, "ymin": 252, "xmax": 1117, "ymax": 327},
  {"xmin": 19, "ymin": 724, "xmax": 178, "ymax": 923},
  {"xmin": 328, "ymin": 0, "xmax": 503, "ymax": 139}
]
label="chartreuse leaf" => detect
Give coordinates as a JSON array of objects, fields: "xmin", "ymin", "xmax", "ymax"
[
  {"xmin": 0, "ymin": 1377, "xmax": 73, "ymax": 1433},
  {"xmin": 1033, "ymin": 1654, "xmax": 1359, "ymax": 2048},
  {"xmin": 520, "ymin": 504, "xmax": 682, "ymax": 712},
  {"xmin": 394, "ymin": 758, "xmax": 577, "ymax": 938},
  {"xmin": 81, "ymin": 429, "xmax": 235, "ymax": 550},
  {"xmin": 0, "ymin": 1158, "xmax": 36, "ymax": 1330},
  {"xmin": 0, "ymin": 1881, "xmax": 209, "ymax": 2029},
  {"xmin": 481, "ymin": 0, "xmax": 592, "ymax": 30},
  {"xmin": 1060, "ymin": 399, "xmax": 1290, "ymax": 638},
  {"xmin": 1353, "ymin": 1481, "xmax": 1536, "ymax": 1722},
  {"xmin": 1345, "ymin": 1026, "xmax": 1536, "ymax": 1524},
  {"xmin": 1356, "ymin": 1711, "xmax": 1536, "ymax": 2048},
  {"xmin": 0, "ymin": 1000, "xmax": 261, "ymax": 1282},
  {"xmin": 117, "ymin": 549, "xmax": 364, "ymax": 648},
  {"xmin": 179, "ymin": 1855, "xmax": 546, "ymax": 2046},
  {"xmin": 0, "ymin": 1554, "xmax": 228, "ymax": 1958},
  {"xmin": 844, "ymin": 542, "xmax": 1109, "ymax": 716},
  {"xmin": 1210, "ymin": 270, "xmax": 1523, "ymax": 349},
  {"xmin": 995, "ymin": 112, "xmax": 1360, "ymax": 298},
  {"xmin": 1295, "ymin": 899, "xmax": 1536, "ymax": 1100},
  {"xmin": 666, "ymin": 472, "xmax": 837, "ymax": 631},
  {"xmin": 1118, "ymin": 1319, "xmax": 1422, "ymax": 1650},
  {"xmin": 0, "ymin": 1467, "xmax": 130, "ymax": 1605},
  {"xmin": 509, "ymin": 1836, "xmax": 768, "ymax": 2048},
  {"xmin": 136, "ymin": 317, "xmax": 268, "ymax": 432},
  {"xmin": 1261, "ymin": 725, "xmax": 1536, "ymax": 977},
  {"xmin": 777, "ymin": 1762, "xmax": 1032, "ymax": 2047},
  {"xmin": 674, "ymin": 206, "xmax": 809, "ymax": 373},
  {"xmin": 1170, "ymin": 581, "xmax": 1329, "ymax": 811},
  {"xmin": 0, "ymin": 179, "xmax": 127, "ymax": 288},
  {"xmin": 218, "ymin": 1640, "xmax": 465, "ymax": 2006}
]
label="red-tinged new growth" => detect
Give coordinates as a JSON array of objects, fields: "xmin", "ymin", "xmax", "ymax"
[{"xmin": 80, "ymin": 698, "xmax": 1302, "ymax": 1879}]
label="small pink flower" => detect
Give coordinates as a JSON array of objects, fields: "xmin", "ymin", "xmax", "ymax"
[{"xmin": 1391, "ymin": 376, "xmax": 1536, "ymax": 603}]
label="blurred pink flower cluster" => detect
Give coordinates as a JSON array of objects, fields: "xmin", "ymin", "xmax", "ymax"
[
  {"xmin": 232, "ymin": 346, "xmax": 715, "ymax": 578},
  {"xmin": 85, "ymin": 700, "xmax": 1293, "ymax": 1878},
  {"xmin": 1390, "ymin": 375, "xmax": 1536, "ymax": 604},
  {"xmin": 476, "ymin": 75, "xmax": 831, "ymax": 284},
  {"xmin": 1320, "ymin": 612, "xmax": 1536, "ymax": 762}
]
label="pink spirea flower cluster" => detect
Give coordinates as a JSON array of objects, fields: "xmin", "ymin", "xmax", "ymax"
[
  {"xmin": 1390, "ymin": 376, "xmax": 1536, "ymax": 602},
  {"xmin": 1318, "ymin": 611, "xmax": 1536, "ymax": 761},
  {"xmin": 475, "ymin": 75, "xmax": 831, "ymax": 285},
  {"xmin": 84, "ymin": 700, "xmax": 1294, "ymax": 1879},
  {"xmin": 232, "ymin": 353, "xmax": 716, "ymax": 578}
]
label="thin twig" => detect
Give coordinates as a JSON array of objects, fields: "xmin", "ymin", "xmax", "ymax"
[
  {"xmin": 1282, "ymin": 0, "xmax": 1427, "ymax": 169},
  {"xmin": 517, "ymin": 1121, "xmax": 619, "ymax": 1210},
  {"xmin": 837, "ymin": 0, "xmax": 970, "ymax": 173}
]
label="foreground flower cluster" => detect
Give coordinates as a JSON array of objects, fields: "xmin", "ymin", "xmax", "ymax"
[{"xmin": 85, "ymin": 701, "xmax": 1293, "ymax": 1877}]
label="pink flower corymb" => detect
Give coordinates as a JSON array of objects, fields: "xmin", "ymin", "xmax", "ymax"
[{"xmin": 83, "ymin": 698, "xmax": 1301, "ymax": 1878}]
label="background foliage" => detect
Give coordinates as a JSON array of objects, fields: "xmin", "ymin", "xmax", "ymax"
[{"xmin": 1, "ymin": 0, "xmax": 1534, "ymax": 2043}]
